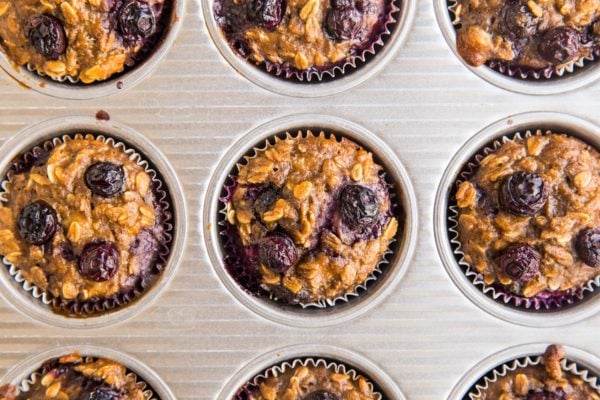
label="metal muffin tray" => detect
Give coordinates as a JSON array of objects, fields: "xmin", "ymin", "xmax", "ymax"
[{"xmin": 0, "ymin": 0, "xmax": 599, "ymax": 399}]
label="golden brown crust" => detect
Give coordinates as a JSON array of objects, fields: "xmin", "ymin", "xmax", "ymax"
[
  {"xmin": 456, "ymin": 133, "xmax": 600, "ymax": 298},
  {"xmin": 0, "ymin": 136, "xmax": 160, "ymax": 303},
  {"xmin": 228, "ymin": 132, "xmax": 398, "ymax": 303},
  {"xmin": 472, "ymin": 345, "xmax": 600, "ymax": 399},
  {"xmin": 252, "ymin": 364, "xmax": 377, "ymax": 400},
  {"xmin": 0, "ymin": 0, "xmax": 167, "ymax": 83}
]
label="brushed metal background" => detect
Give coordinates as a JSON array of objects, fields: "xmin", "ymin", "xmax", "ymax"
[{"xmin": 0, "ymin": 0, "xmax": 598, "ymax": 399}]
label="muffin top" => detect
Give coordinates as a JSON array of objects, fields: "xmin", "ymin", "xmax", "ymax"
[
  {"xmin": 472, "ymin": 345, "xmax": 600, "ymax": 400},
  {"xmin": 453, "ymin": 0, "xmax": 599, "ymax": 69},
  {"xmin": 225, "ymin": 132, "xmax": 399, "ymax": 304},
  {"xmin": 213, "ymin": 0, "xmax": 389, "ymax": 76},
  {"xmin": 238, "ymin": 362, "xmax": 379, "ymax": 400},
  {"xmin": 455, "ymin": 132, "xmax": 600, "ymax": 299},
  {"xmin": 0, "ymin": 353, "xmax": 145, "ymax": 400},
  {"xmin": 0, "ymin": 0, "xmax": 169, "ymax": 83},
  {"xmin": 0, "ymin": 135, "xmax": 168, "ymax": 315}
]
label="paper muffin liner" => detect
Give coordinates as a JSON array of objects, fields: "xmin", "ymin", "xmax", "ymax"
[
  {"xmin": 9, "ymin": 355, "xmax": 160, "ymax": 400},
  {"xmin": 218, "ymin": 130, "xmax": 402, "ymax": 309},
  {"xmin": 467, "ymin": 350, "xmax": 600, "ymax": 399},
  {"xmin": 234, "ymin": 356, "xmax": 384, "ymax": 400},
  {"xmin": 447, "ymin": 0, "xmax": 600, "ymax": 80},
  {"xmin": 0, "ymin": 133, "xmax": 174, "ymax": 318},
  {"xmin": 221, "ymin": 0, "xmax": 401, "ymax": 83},
  {"xmin": 447, "ymin": 129, "xmax": 600, "ymax": 311}
]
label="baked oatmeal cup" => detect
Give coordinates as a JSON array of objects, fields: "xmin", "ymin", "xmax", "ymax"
[
  {"xmin": 468, "ymin": 344, "xmax": 600, "ymax": 400},
  {"xmin": 449, "ymin": 0, "xmax": 600, "ymax": 79},
  {"xmin": 0, "ymin": 0, "xmax": 173, "ymax": 84},
  {"xmin": 235, "ymin": 357, "xmax": 382, "ymax": 400},
  {"xmin": 0, "ymin": 352, "xmax": 152, "ymax": 400},
  {"xmin": 0, "ymin": 133, "xmax": 173, "ymax": 318},
  {"xmin": 453, "ymin": 130, "xmax": 600, "ymax": 310},
  {"xmin": 220, "ymin": 131, "xmax": 402, "ymax": 307},
  {"xmin": 212, "ymin": 0, "xmax": 400, "ymax": 81}
]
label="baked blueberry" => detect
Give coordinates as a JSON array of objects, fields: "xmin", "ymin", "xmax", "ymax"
[
  {"xmin": 17, "ymin": 200, "xmax": 58, "ymax": 245},
  {"xmin": 340, "ymin": 184, "xmax": 379, "ymax": 228},
  {"xmin": 501, "ymin": 0, "xmax": 539, "ymax": 40},
  {"xmin": 85, "ymin": 162, "xmax": 126, "ymax": 198},
  {"xmin": 83, "ymin": 385, "xmax": 124, "ymax": 400},
  {"xmin": 525, "ymin": 389, "xmax": 566, "ymax": 400},
  {"xmin": 538, "ymin": 26, "xmax": 580, "ymax": 65},
  {"xmin": 304, "ymin": 391, "xmax": 341, "ymax": 400},
  {"xmin": 27, "ymin": 14, "xmax": 67, "ymax": 60},
  {"xmin": 254, "ymin": 184, "xmax": 280, "ymax": 219},
  {"xmin": 499, "ymin": 172, "xmax": 548, "ymax": 216},
  {"xmin": 499, "ymin": 244, "xmax": 540, "ymax": 282},
  {"xmin": 325, "ymin": 8, "xmax": 363, "ymax": 41},
  {"xmin": 118, "ymin": 0, "xmax": 156, "ymax": 42},
  {"xmin": 79, "ymin": 241, "xmax": 120, "ymax": 282},
  {"xmin": 575, "ymin": 228, "xmax": 600, "ymax": 268},
  {"xmin": 258, "ymin": 233, "xmax": 297, "ymax": 273},
  {"xmin": 249, "ymin": 0, "xmax": 284, "ymax": 30}
]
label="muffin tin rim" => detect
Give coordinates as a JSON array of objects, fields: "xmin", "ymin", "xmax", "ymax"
[
  {"xmin": 433, "ymin": 111, "xmax": 600, "ymax": 328},
  {"xmin": 446, "ymin": 342, "xmax": 600, "ymax": 400},
  {"xmin": 0, "ymin": 115, "xmax": 188, "ymax": 329},
  {"xmin": 432, "ymin": 0, "xmax": 600, "ymax": 96},
  {"xmin": 200, "ymin": 0, "xmax": 417, "ymax": 97},
  {"xmin": 202, "ymin": 112, "xmax": 418, "ymax": 328},
  {"xmin": 216, "ymin": 343, "xmax": 407, "ymax": 400},
  {"xmin": 0, "ymin": 344, "xmax": 177, "ymax": 400},
  {"xmin": 0, "ymin": 0, "xmax": 186, "ymax": 100}
]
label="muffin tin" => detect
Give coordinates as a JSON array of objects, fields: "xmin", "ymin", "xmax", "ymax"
[{"xmin": 0, "ymin": 0, "xmax": 599, "ymax": 400}]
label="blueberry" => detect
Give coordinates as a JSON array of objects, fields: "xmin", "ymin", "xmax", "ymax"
[
  {"xmin": 330, "ymin": 0, "xmax": 353, "ymax": 9},
  {"xmin": 27, "ymin": 14, "xmax": 67, "ymax": 60},
  {"xmin": 526, "ymin": 388, "xmax": 567, "ymax": 400},
  {"xmin": 576, "ymin": 227, "xmax": 600, "ymax": 268},
  {"xmin": 325, "ymin": 8, "xmax": 362, "ymax": 41},
  {"xmin": 254, "ymin": 184, "xmax": 279, "ymax": 217},
  {"xmin": 118, "ymin": 0, "xmax": 156, "ymax": 42},
  {"xmin": 499, "ymin": 172, "xmax": 548, "ymax": 216},
  {"xmin": 339, "ymin": 184, "xmax": 379, "ymax": 228},
  {"xmin": 78, "ymin": 242, "xmax": 120, "ymax": 282},
  {"xmin": 82, "ymin": 386, "xmax": 123, "ymax": 400},
  {"xmin": 303, "ymin": 391, "xmax": 340, "ymax": 400},
  {"xmin": 57, "ymin": 242, "xmax": 75, "ymax": 261},
  {"xmin": 17, "ymin": 200, "xmax": 58, "ymax": 245},
  {"xmin": 499, "ymin": 244, "xmax": 540, "ymax": 283},
  {"xmin": 13, "ymin": 147, "xmax": 50, "ymax": 174},
  {"xmin": 538, "ymin": 26, "xmax": 580, "ymax": 64},
  {"xmin": 258, "ymin": 233, "xmax": 297, "ymax": 274},
  {"xmin": 84, "ymin": 162, "xmax": 125, "ymax": 198},
  {"xmin": 249, "ymin": 0, "xmax": 284, "ymax": 30},
  {"xmin": 501, "ymin": 0, "xmax": 539, "ymax": 40}
]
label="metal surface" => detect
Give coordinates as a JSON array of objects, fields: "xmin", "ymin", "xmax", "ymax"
[{"xmin": 0, "ymin": 0, "xmax": 599, "ymax": 399}]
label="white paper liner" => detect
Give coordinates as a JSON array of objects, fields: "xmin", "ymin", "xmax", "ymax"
[
  {"xmin": 446, "ymin": 0, "xmax": 598, "ymax": 80},
  {"xmin": 237, "ymin": 357, "xmax": 384, "ymax": 400},
  {"xmin": 26, "ymin": 63, "xmax": 78, "ymax": 83},
  {"xmin": 448, "ymin": 129, "xmax": 600, "ymax": 310},
  {"xmin": 468, "ymin": 350, "xmax": 600, "ymax": 399},
  {"xmin": 219, "ymin": 130, "xmax": 399, "ymax": 309},
  {"xmin": 11, "ymin": 355, "xmax": 159, "ymax": 400},
  {"xmin": 0, "ymin": 133, "xmax": 174, "ymax": 316}
]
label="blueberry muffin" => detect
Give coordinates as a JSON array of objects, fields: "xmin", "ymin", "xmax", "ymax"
[
  {"xmin": 223, "ymin": 132, "xmax": 400, "ymax": 305},
  {"xmin": 453, "ymin": 0, "xmax": 599, "ymax": 74},
  {"xmin": 0, "ymin": 353, "xmax": 146, "ymax": 400},
  {"xmin": 0, "ymin": 135, "xmax": 170, "ymax": 316},
  {"xmin": 236, "ymin": 361, "xmax": 379, "ymax": 400},
  {"xmin": 471, "ymin": 345, "xmax": 600, "ymax": 399},
  {"xmin": 455, "ymin": 132, "xmax": 600, "ymax": 302},
  {"xmin": 0, "ymin": 0, "xmax": 171, "ymax": 83},
  {"xmin": 213, "ymin": 0, "xmax": 394, "ymax": 79}
]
